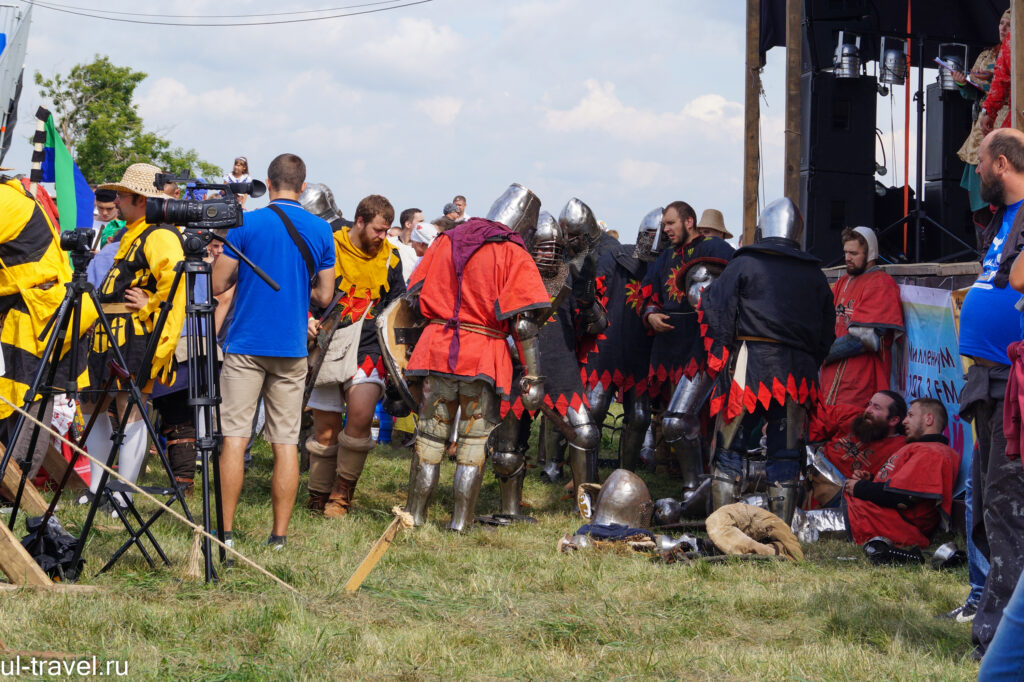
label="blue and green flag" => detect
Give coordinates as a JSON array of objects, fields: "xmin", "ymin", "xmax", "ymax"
[{"xmin": 33, "ymin": 106, "xmax": 94, "ymax": 230}]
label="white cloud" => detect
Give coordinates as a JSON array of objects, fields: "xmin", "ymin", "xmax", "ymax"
[
  {"xmin": 137, "ymin": 78, "xmax": 258, "ymax": 124},
  {"xmin": 414, "ymin": 96, "xmax": 464, "ymax": 126},
  {"xmin": 618, "ymin": 159, "xmax": 667, "ymax": 189},
  {"xmin": 542, "ymin": 79, "xmax": 743, "ymax": 143}
]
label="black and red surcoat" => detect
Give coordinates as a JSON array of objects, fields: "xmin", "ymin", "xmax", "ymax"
[
  {"xmin": 508, "ymin": 275, "xmax": 604, "ymax": 420},
  {"xmin": 580, "ymin": 235, "xmax": 651, "ymax": 395},
  {"xmin": 641, "ymin": 235, "xmax": 734, "ymax": 400},
  {"xmin": 696, "ymin": 240, "xmax": 835, "ymax": 422}
]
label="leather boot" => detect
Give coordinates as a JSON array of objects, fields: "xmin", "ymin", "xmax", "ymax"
[
  {"xmin": 324, "ymin": 476, "xmax": 358, "ymax": 518},
  {"xmin": 307, "ymin": 490, "xmax": 330, "ymax": 513}
]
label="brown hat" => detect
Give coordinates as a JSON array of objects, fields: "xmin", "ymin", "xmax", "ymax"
[
  {"xmin": 97, "ymin": 163, "xmax": 166, "ymax": 198},
  {"xmin": 696, "ymin": 208, "xmax": 733, "ymax": 239}
]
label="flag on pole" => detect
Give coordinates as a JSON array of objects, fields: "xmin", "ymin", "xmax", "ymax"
[{"xmin": 30, "ymin": 106, "xmax": 93, "ymax": 230}]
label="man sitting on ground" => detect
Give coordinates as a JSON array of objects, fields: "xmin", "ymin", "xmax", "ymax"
[
  {"xmin": 844, "ymin": 397, "xmax": 960, "ymax": 549},
  {"xmin": 805, "ymin": 390, "xmax": 907, "ymax": 507}
]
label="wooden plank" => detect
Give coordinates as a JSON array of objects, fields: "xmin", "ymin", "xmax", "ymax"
[
  {"xmin": 1, "ymin": 452, "xmax": 48, "ymax": 516},
  {"xmin": 742, "ymin": 0, "xmax": 761, "ymax": 246},
  {"xmin": 41, "ymin": 444, "xmax": 88, "ymax": 491},
  {"xmin": 0, "ymin": 517, "xmax": 52, "ymax": 587},
  {"xmin": 344, "ymin": 516, "xmax": 404, "ymax": 593},
  {"xmin": 0, "ymin": 583, "xmax": 99, "ymax": 593},
  {"xmin": 782, "ymin": 0, "xmax": 802, "ymax": 209},
  {"xmin": 1014, "ymin": 0, "xmax": 1024, "ymax": 130}
]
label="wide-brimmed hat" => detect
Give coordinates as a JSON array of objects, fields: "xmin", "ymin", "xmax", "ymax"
[
  {"xmin": 696, "ymin": 208, "xmax": 733, "ymax": 239},
  {"xmin": 97, "ymin": 163, "xmax": 166, "ymax": 198}
]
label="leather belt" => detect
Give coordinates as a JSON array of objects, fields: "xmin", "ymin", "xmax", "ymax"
[
  {"xmin": 429, "ymin": 319, "xmax": 506, "ymax": 340},
  {"xmin": 101, "ymin": 303, "xmax": 132, "ymax": 315},
  {"xmin": 737, "ymin": 335, "xmax": 779, "ymax": 344}
]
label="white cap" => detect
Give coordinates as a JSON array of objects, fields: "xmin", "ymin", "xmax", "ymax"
[
  {"xmin": 411, "ymin": 222, "xmax": 438, "ymax": 245},
  {"xmin": 851, "ymin": 226, "xmax": 878, "ymax": 262}
]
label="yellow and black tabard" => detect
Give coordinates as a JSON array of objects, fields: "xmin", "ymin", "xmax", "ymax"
[
  {"xmin": 0, "ymin": 179, "xmax": 96, "ymax": 419},
  {"xmin": 89, "ymin": 216, "xmax": 185, "ymax": 392}
]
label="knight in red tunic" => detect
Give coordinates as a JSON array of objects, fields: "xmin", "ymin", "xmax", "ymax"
[
  {"xmin": 819, "ymin": 227, "xmax": 903, "ymax": 410},
  {"xmin": 805, "ymin": 391, "xmax": 907, "ymax": 508},
  {"xmin": 403, "ymin": 186, "xmax": 550, "ymax": 531},
  {"xmin": 487, "ymin": 199, "xmax": 607, "ymax": 519},
  {"xmin": 844, "ymin": 398, "xmax": 960, "ymax": 548}
]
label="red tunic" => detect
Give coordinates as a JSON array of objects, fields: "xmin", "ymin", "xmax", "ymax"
[
  {"xmin": 808, "ymin": 400, "xmax": 863, "ymax": 443},
  {"xmin": 406, "ymin": 238, "xmax": 549, "ymax": 403},
  {"xmin": 822, "ymin": 433, "xmax": 906, "ymax": 479},
  {"xmin": 820, "ymin": 268, "xmax": 903, "ymax": 409},
  {"xmin": 845, "ymin": 439, "xmax": 960, "ymax": 548}
]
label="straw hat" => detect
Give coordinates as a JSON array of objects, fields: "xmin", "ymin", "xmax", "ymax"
[
  {"xmin": 696, "ymin": 208, "xmax": 733, "ymax": 239},
  {"xmin": 97, "ymin": 163, "xmax": 166, "ymax": 198}
]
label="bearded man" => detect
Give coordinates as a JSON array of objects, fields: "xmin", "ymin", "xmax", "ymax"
[
  {"xmin": 819, "ymin": 227, "xmax": 903, "ymax": 410},
  {"xmin": 805, "ymin": 390, "xmax": 907, "ymax": 508}
]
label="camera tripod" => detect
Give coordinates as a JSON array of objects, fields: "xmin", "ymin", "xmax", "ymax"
[{"xmin": 0, "ymin": 232, "xmax": 193, "ymax": 581}]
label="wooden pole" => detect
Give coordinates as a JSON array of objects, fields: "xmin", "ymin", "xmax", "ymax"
[
  {"xmin": 782, "ymin": 0, "xmax": 803, "ymax": 207},
  {"xmin": 1014, "ymin": 0, "xmax": 1024, "ymax": 130},
  {"xmin": 344, "ymin": 507, "xmax": 413, "ymax": 593},
  {"xmin": 742, "ymin": 0, "xmax": 762, "ymax": 246}
]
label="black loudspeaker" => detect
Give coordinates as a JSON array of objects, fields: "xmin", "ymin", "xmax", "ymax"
[
  {"xmin": 800, "ymin": 169, "xmax": 875, "ymax": 266},
  {"xmin": 925, "ymin": 82, "xmax": 976, "ymax": 182},
  {"xmin": 922, "ymin": 179, "xmax": 975, "ymax": 260},
  {"xmin": 800, "ymin": 72, "xmax": 878, "ymax": 176}
]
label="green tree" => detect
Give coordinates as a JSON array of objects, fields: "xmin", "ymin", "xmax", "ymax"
[{"xmin": 35, "ymin": 55, "xmax": 221, "ymax": 183}]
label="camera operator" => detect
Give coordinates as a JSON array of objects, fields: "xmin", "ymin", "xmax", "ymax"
[
  {"xmin": 212, "ymin": 153, "xmax": 335, "ymax": 550},
  {"xmin": 80, "ymin": 163, "xmax": 187, "ymax": 509}
]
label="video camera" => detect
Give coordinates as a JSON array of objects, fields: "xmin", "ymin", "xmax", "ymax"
[
  {"xmin": 145, "ymin": 171, "xmax": 266, "ymax": 231},
  {"xmin": 59, "ymin": 227, "xmax": 95, "ymax": 253}
]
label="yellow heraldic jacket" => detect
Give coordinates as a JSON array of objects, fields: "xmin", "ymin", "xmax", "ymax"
[
  {"xmin": 0, "ymin": 179, "xmax": 97, "ymax": 419},
  {"xmin": 92, "ymin": 217, "xmax": 185, "ymax": 391}
]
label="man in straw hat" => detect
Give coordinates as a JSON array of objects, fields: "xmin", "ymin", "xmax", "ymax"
[
  {"xmin": 695, "ymin": 208, "xmax": 734, "ymax": 241},
  {"xmin": 80, "ymin": 163, "xmax": 186, "ymax": 510}
]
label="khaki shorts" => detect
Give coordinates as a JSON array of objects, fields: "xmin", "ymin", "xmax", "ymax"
[{"xmin": 220, "ymin": 353, "xmax": 306, "ymax": 444}]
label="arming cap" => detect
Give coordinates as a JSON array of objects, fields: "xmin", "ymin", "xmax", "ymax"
[
  {"xmin": 299, "ymin": 183, "xmax": 342, "ymax": 223},
  {"xmin": 592, "ymin": 469, "xmax": 653, "ymax": 528},
  {"xmin": 486, "ymin": 183, "xmax": 541, "ymax": 236},
  {"xmin": 756, "ymin": 197, "xmax": 804, "ymax": 245},
  {"xmin": 851, "ymin": 225, "xmax": 878, "ymax": 262}
]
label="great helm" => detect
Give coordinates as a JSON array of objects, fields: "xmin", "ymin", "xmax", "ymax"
[
  {"xmin": 634, "ymin": 207, "xmax": 665, "ymax": 262},
  {"xmin": 298, "ymin": 183, "xmax": 342, "ymax": 223},
  {"xmin": 591, "ymin": 469, "xmax": 653, "ymax": 528},
  {"xmin": 532, "ymin": 211, "xmax": 564, "ymax": 277},
  {"xmin": 558, "ymin": 197, "xmax": 601, "ymax": 259},
  {"xmin": 486, "ymin": 183, "xmax": 541, "ymax": 237},
  {"xmin": 755, "ymin": 197, "xmax": 804, "ymax": 245}
]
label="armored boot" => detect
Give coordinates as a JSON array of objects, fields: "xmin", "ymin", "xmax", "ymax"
[
  {"xmin": 405, "ymin": 425, "xmax": 447, "ymax": 525},
  {"xmin": 492, "ymin": 450, "xmax": 527, "ymax": 517},
  {"xmin": 709, "ymin": 467, "xmax": 742, "ymax": 512},
  {"xmin": 618, "ymin": 416, "xmax": 646, "ymax": 471},
  {"xmin": 567, "ymin": 444, "xmax": 597, "ymax": 496},
  {"xmin": 305, "ymin": 437, "xmax": 338, "ymax": 513},
  {"xmin": 447, "ymin": 463, "xmax": 484, "ymax": 532},
  {"xmin": 668, "ymin": 436, "xmax": 704, "ymax": 495},
  {"xmin": 540, "ymin": 417, "xmax": 566, "ymax": 483},
  {"xmin": 766, "ymin": 480, "xmax": 800, "ymax": 525},
  {"xmin": 325, "ymin": 432, "xmax": 376, "ymax": 519},
  {"xmin": 404, "ymin": 455, "xmax": 440, "ymax": 526}
]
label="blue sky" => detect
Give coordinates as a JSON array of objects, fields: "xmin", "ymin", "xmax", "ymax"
[{"xmin": 5, "ymin": 0, "xmax": 885, "ymax": 243}]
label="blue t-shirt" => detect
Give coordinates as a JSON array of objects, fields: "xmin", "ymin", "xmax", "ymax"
[
  {"xmin": 960, "ymin": 198, "xmax": 1024, "ymax": 365},
  {"xmin": 221, "ymin": 200, "xmax": 334, "ymax": 357}
]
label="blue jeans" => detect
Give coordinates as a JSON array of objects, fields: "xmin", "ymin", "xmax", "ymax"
[
  {"xmin": 966, "ymin": 466, "xmax": 990, "ymax": 606},
  {"xmin": 978, "ymin": 569, "xmax": 1024, "ymax": 680}
]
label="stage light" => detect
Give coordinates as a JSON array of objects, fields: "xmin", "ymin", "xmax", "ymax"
[
  {"xmin": 833, "ymin": 31, "xmax": 861, "ymax": 79},
  {"xmin": 880, "ymin": 37, "xmax": 908, "ymax": 85},
  {"xmin": 937, "ymin": 43, "xmax": 968, "ymax": 91}
]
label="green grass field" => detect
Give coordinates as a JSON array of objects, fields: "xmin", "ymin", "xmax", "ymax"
[{"xmin": 0, "ymin": 434, "xmax": 979, "ymax": 681}]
